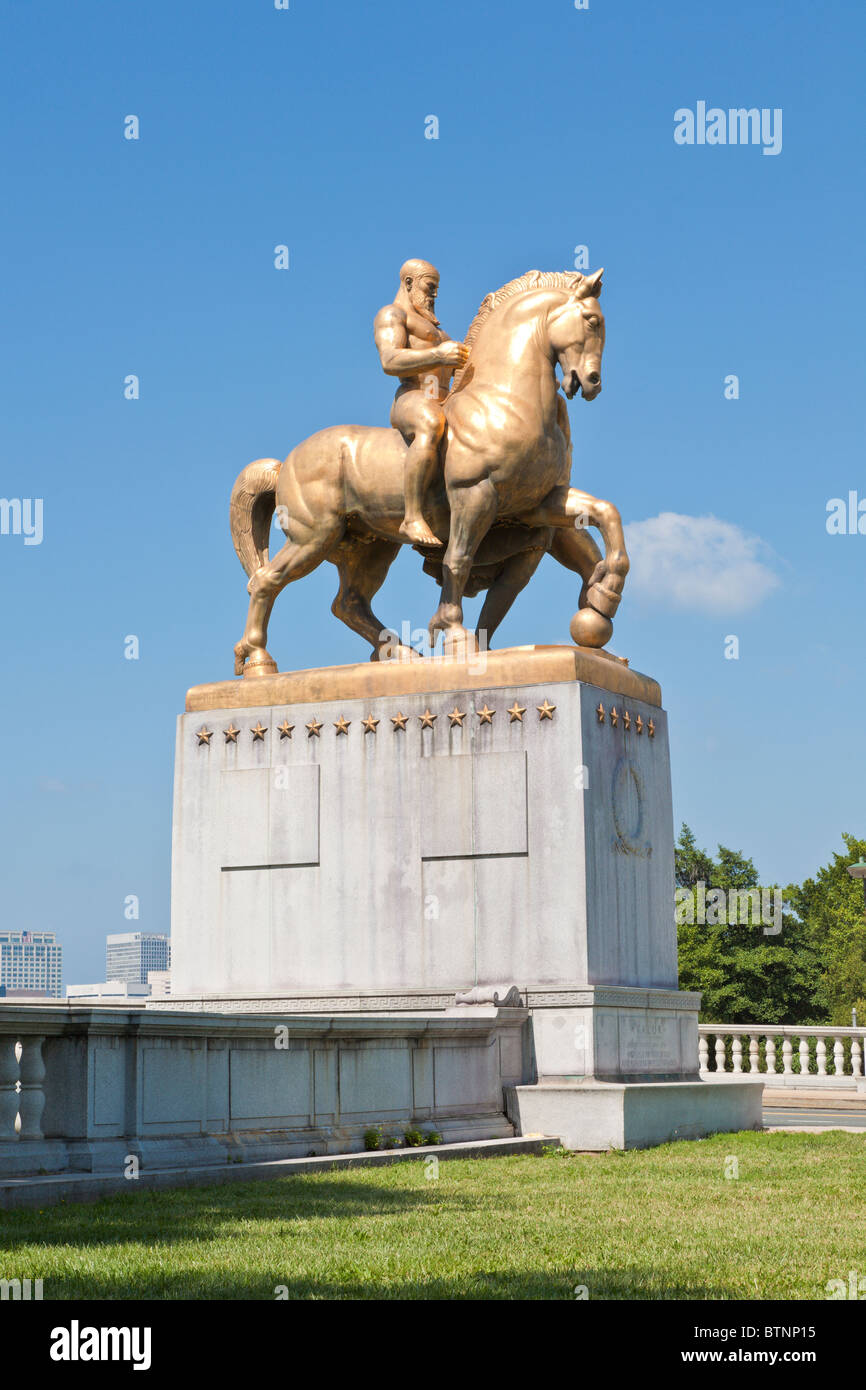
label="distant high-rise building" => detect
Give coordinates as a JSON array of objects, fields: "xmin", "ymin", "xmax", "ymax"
[
  {"xmin": 106, "ymin": 933, "xmax": 170, "ymax": 985},
  {"xmin": 0, "ymin": 931, "xmax": 62, "ymax": 999}
]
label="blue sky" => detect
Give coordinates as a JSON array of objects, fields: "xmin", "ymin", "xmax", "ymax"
[{"xmin": 1, "ymin": 0, "xmax": 863, "ymax": 984}]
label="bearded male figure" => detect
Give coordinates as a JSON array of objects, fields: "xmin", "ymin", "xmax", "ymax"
[{"xmin": 374, "ymin": 259, "xmax": 469, "ymax": 546}]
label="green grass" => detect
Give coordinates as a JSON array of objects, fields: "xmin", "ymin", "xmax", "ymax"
[{"xmin": 1, "ymin": 1131, "xmax": 864, "ymax": 1299}]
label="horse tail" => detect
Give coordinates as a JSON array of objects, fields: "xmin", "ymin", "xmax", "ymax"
[{"xmin": 230, "ymin": 457, "xmax": 282, "ymax": 578}]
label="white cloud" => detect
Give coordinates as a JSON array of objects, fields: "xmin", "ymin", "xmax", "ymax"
[{"xmin": 622, "ymin": 512, "xmax": 780, "ymax": 614}]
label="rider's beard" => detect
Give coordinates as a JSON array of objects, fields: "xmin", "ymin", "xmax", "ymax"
[{"xmin": 409, "ymin": 285, "xmax": 440, "ymax": 326}]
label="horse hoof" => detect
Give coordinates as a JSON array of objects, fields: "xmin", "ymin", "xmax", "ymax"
[
  {"xmin": 442, "ymin": 627, "xmax": 478, "ymax": 661},
  {"xmin": 570, "ymin": 608, "xmax": 613, "ymax": 648},
  {"xmin": 373, "ymin": 640, "xmax": 423, "ymax": 663},
  {"xmin": 243, "ymin": 649, "xmax": 279, "ymax": 678}
]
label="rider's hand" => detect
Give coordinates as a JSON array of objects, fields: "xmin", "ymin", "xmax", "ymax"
[{"xmin": 437, "ymin": 340, "xmax": 470, "ymax": 368}]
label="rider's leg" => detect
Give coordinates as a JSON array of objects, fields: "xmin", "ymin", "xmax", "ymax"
[
  {"xmin": 392, "ymin": 393, "xmax": 445, "ymax": 546},
  {"xmin": 400, "ymin": 432, "xmax": 442, "ymax": 545}
]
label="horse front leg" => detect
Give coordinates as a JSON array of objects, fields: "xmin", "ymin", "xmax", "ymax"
[
  {"xmin": 519, "ymin": 486, "xmax": 630, "ymax": 647},
  {"xmin": 428, "ymin": 477, "xmax": 498, "ymax": 657}
]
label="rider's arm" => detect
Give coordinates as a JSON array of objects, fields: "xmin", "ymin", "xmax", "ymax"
[{"xmin": 374, "ymin": 305, "xmax": 455, "ymax": 376}]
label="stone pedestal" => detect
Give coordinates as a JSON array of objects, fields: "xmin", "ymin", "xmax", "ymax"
[
  {"xmin": 508, "ymin": 1078, "xmax": 764, "ymax": 1150},
  {"xmin": 169, "ymin": 645, "xmax": 761, "ymax": 1147}
]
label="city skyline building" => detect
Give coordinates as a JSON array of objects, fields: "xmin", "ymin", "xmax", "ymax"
[
  {"xmin": 0, "ymin": 930, "xmax": 63, "ymax": 999},
  {"xmin": 106, "ymin": 933, "xmax": 170, "ymax": 985}
]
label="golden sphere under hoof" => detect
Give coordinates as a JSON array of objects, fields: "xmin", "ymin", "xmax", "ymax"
[{"xmin": 570, "ymin": 608, "xmax": 613, "ymax": 648}]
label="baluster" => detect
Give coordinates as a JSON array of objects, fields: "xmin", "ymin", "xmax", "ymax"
[
  {"xmin": 749, "ymin": 1035, "xmax": 760, "ymax": 1073},
  {"xmin": 732, "ymin": 1036, "xmax": 743, "ymax": 1074},
  {"xmin": 799, "ymin": 1036, "xmax": 810, "ymax": 1077},
  {"xmin": 17, "ymin": 1036, "xmax": 45, "ymax": 1140},
  {"xmin": 816, "ymin": 1036, "xmax": 827, "ymax": 1077},
  {"xmin": 699, "ymin": 1035, "xmax": 709, "ymax": 1074},
  {"xmin": 852, "ymin": 1036, "xmax": 863, "ymax": 1079},
  {"xmin": 765, "ymin": 1035, "xmax": 776, "ymax": 1076},
  {"xmin": 0, "ymin": 1037, "xmax": 20, "ymax": 1142},
  {"xmin": 715, "ymin": 1035, "xmax": 726, "ymax": 1074},
  {"xmin": 833, "ymin": 1036, "xmax": 845, "ymax": 1077},
  {"xmin": 782, "ymin": 1038, "xmax": 793, "ymax": 1075}
]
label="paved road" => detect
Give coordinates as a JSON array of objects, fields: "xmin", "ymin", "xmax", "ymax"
[{"xmin": 764, "ymin": 1106, "xmax": 866, "ymax": 1130}]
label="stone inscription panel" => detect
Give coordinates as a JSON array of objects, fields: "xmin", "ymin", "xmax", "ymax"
[
  {"xmin": 619, "ymin": 1013, "xmax": 681, "ymax": 1072},
  {"xmin": 220, "ymin": 765, "xmax": 320, "ymax": 869},
  {"xmin": 421, "ymin": 750, "xmax": 527, "ymax": 860}
]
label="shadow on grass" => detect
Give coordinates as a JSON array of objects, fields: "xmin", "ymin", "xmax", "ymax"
[
  {"xmin": 31, "ymin": 1267, "xmax": 744, "ymax": 1301},
  {"xmin": 0, "ymin": 1173, "xmax": 749, "ymax": 1300},
  {"xmin": 0, "ymin": 1174, "xmax": 457, "ymax": 1252}
]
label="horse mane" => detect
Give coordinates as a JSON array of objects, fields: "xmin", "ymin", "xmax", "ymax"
[{"xmin": 452, "ymin": 269, "xmax": 585, "ymax": 391}]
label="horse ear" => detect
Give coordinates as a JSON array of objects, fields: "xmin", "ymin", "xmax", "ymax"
[{"xmin": 576, "ymin": 267, "xmax": 604, "ymax": 299}]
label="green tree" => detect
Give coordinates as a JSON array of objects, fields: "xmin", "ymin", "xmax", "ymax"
[
  {"xmin": 675, "ymin": 824, "xmax": 823, "ymax": 1024},
  {"xmin": 786, "ymin": 833, "xmax": 866, "ymax": 1025}
]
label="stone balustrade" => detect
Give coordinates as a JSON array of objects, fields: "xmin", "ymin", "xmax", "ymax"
[
  {"xmin": 699, "ymin": 1024, "xmax": 866, "ymax": 1087},
  {"xmin": 0, "ymin": 1004, "xmax": 527, "ymax": 1179}
]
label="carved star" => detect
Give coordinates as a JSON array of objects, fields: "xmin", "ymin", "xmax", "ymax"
[
  {"xmin": 306, "ymin": 717, "xmax": 323, "ymax": 738},
  {"xmin": 277, "ymin": 720, "xmax": 294, "ymax": 740},
  {"xmin": 623, "ymin": 711, "xmax": 631, "ymax": 732},
  {"xmin": 195, "ymin": 726, "xmax": 213, "ymax": 746},
  {"xmin": 610, "ymin": 706, "xmax": 619, "ymax": 727},
  {"xmin": 334, "ymin": 716, "xmax": 351, "ymax": 736},
  {"xmin": 391, "ymin": 711, "xmax": 408, "ymax": 731},
  {"xmin": 223, "ymin": 723, "xmax": 240, "ymax": 744},
  {"xmin": 537, "ymin": 699, "xmax": 556, "ymax": 721},
  {"xmin": 507, "ymin": 702, "xmax": 526, "ymax": 723},
  {"xmin": 447, "ymin": 706, "xmax": 466, "ymax": 727},
  {"xmin": 596, "ymin": 702, "xmax": 605, "ymax": 723},
  {"xmin": 647, "ymin": 718, "xmax": 655, "ymax": 738},
  {"xmin": 418, "ymin": 708, "xmax": 437, "ymax": 728},
  {"xmin": 635, "ymin": 714, "xmax": 644, "ymax": 735},
  {"xmin": 251, "ymin": 721, "xmax": 268, "ymax": 741},
  {"xmin": 361, "ymin": 714, "xmax": 379, "ymax": 734},
  {"xmin": 477, "ymin": 704, "xmax": 495, "ymax": 724}
]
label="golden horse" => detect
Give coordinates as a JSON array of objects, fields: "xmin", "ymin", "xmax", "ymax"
[{"xmin": 230, "ymin": 269, "xmax": 629, "ymax": 675}]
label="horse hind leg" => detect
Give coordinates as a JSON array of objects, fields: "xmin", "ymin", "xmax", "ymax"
[
  {"xmin": 235, "ymin": 525, "xmax": 338, "ymax": 676},
  {"xmin": 330, "ymin": 537, "xmax": 414, "ymax": 662},
  {"xmin": 475, "ymin": 546, "xmax": 546, "ymax": 649}
]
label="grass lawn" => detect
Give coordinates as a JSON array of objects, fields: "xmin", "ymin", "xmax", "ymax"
[{"xmin": 1, "ymin": 1130, "xmax": 864, "ymax": 1300}]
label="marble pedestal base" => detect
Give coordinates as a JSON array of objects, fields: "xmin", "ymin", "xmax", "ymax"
[
  {"xmin": 171, "ymin": 646, "xmax": 675, "ymax": 1010},
  {"xmin": 508, "ymin": 1078, "xmax": 765, "ymax": 1150},
  {"xmin": 169, "ymin": 646, "xmax": 755, "ymax": 1149}
]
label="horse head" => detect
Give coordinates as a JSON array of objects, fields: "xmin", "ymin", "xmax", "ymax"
[{"xmin": 548, "ymin": 268, "xmax": 605, "ymax": 402}]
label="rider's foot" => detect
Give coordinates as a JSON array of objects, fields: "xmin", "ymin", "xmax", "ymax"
[{"xmin": 399, "ymin": 516, "xmax": 442, "ymax": 547}]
